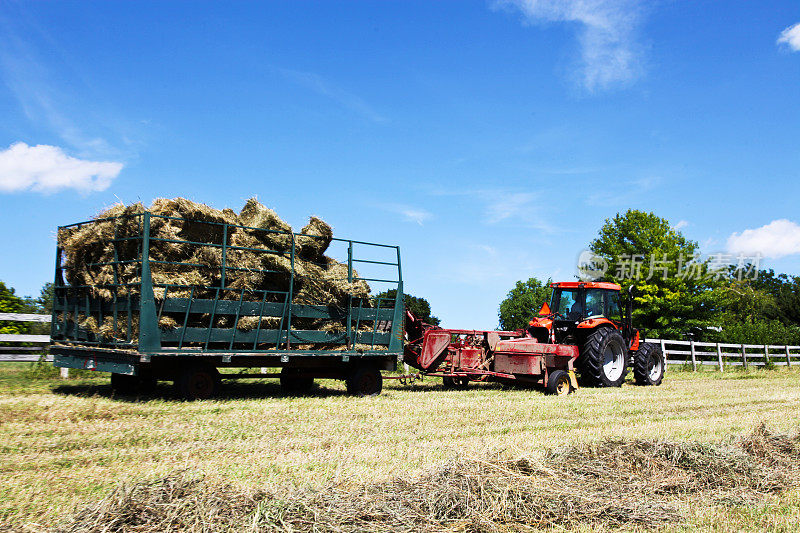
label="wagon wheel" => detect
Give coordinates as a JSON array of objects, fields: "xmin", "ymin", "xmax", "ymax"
[
  {"xmin": 280, "ymin": 368, "xmax": 315, "ymax": 394},
  {"xmin": 346, "ymin": 365, "xmax": 382, "ymax": 396},
  {"xmin": 175, "ymin": 364, "xmax": 221, "ymax": 400}
]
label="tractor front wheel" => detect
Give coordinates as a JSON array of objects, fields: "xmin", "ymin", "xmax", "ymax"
[
  {"xmin": 634, "ymin": 342, "xmax": 665, "ymax": 386},
  {"xmin": 579, "ymin": 328, "xmax": 628, "ymax": 387}
]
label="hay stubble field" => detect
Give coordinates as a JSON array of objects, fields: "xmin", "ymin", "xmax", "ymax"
[{"xmin": 2, "ymin": 364, "xmax": 800, "ymax": 531}]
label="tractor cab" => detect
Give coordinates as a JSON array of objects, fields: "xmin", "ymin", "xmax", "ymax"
[{"xmin": 529, "ymin": 282, "xmax": 635, "ymax": 347}]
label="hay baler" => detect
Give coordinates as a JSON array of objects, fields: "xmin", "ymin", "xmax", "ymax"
[{"xmin": 403, "ymin": 312, "xmax": 579, "ymax": 395}]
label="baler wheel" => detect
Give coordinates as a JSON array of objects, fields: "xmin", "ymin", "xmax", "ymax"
[
  {"xmin": 280, "ymin": 368, "xmax": 315, "ymax": 394},
  {"xmin": 579, "ymin": 327, "xmax": 628, "ymax": 387},
  {"xmin": 442, "ymin": 376, "xmax": 469, "ymax": 390},
  {"xmin": 175, "ymin": 364, "xmax": 221, "ymax": 400},
  {"xmin": 634, "ymin": 342, "xmax": 665, "ymax": 386},
  {"xmin": 546, "ymin": 370, "xmax": 572, "ymax": 396},
  {"xmin": 346, "ymin": 365, "xmax": 382, "ymax": 396}
]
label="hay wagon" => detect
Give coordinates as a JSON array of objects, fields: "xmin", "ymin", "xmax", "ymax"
[{"xmin": 51, "ymin": 209, "xmax": 404, "ymax": 399}]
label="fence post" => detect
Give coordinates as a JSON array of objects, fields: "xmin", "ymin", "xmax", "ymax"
[
  {"xmin": 786, "ymin": 346, "xmax": 792, "ymax": 367},
  {"xmin": 741, "ymin": 344, "xmax": 748, "ymax": 370},
  {"xmin": 60, "ymin": 367, "xmax": 69, "ymax": 379},
  {"xmin": 690, "ymin": 340, "xmax": 697, "ymax": 371},
  {"xmin": 716, "ymin": 343, "xmax": 724, "ymax": 371},
  {"xmin": 764, "ymin": 344, "xmax": 770, "ymax": 366},
  {"xmin": 660, "ymin": 339, "xmax": 666, "ymax": 363}
]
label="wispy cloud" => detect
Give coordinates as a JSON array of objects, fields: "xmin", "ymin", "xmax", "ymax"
[
  {"xmin": 496, "ymin": 0, "xmax": 645, "ymax": 92},
  {"xmin": 384, "ymin": 204, "xmax": 433, "ymax": 225},
  {"xmin": 673, "ymin": 220, "xmax": 689, "ymax": 230},
  {"xmin": 279, "ymin": 68, "xmax": 386, "ymax": 123},
  {"xmin": 0, "ymin": 6, "xmax": 138, "ymax": 159},
  {"xmin": 585, "ymin": 175, "xmax": 661, "ymax": 206},
  {"xmin": 777, "ymin": 23, "xmax": 800, "ymax": 52},
  {"xmin": 428, "ymin": 187, "xmax": 556, "ymax": 232},
  {"xmin": 727, "ymin": 219, "xmax": 800, "ymax": 259},
  {"xmin": 0, "ymin": 142, "xmax": 122, "ymax": 194}
]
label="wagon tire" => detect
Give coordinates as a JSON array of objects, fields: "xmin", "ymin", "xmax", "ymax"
[
  {"xmin": 175, "ymin": 364, "xmax": 221, "ymax": 400},
  {"xmin": 280, "ymin": 368, "xmax": 315, "ymax": 395},
  {"xmin": 579, "ymin": 328, "xmax": 628, "ymax": 387},
  {"xmin": 546, "ymin": 369, "xmax": 572, "ymax": 396},
  {"xmin": 634, "ymin": 342, "xmax": 665, "ymax": 386},
  {"xmin": 346, "ymin": 365, "xmax": 382, "ymax": 396},
  {"xmin": 110, "ymin": 373, "xmax": 140, "ymax": 395}
]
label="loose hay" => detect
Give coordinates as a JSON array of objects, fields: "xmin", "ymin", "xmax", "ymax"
[
  {"xmin": 56, "ymin": 425, "xmax": 800, "ymax": 532},
  {"xmin": 57, "ymin": 198, "xmax": 373, "ymax": 345}
]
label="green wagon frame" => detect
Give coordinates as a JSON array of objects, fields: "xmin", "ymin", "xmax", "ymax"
[{"xmin": 50, "ymin": 211, "xmax": 404, "ymax": 397}]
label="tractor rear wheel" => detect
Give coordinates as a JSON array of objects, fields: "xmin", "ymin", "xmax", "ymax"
[
  {"xmin": 545, "ymin": 370, "xmax": 572, "ymax": 396},
  {"xmin": 579, "ymin": 328, "xmax": 628, "ymax": 387},
  {"xmin": 634, "ymin": 342, "xmax": 665, "ymax": 386}
]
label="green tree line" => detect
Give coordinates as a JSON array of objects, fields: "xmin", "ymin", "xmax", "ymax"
[{"xmin": 499, "ymin": 209, "xmax": 800, "ymax": 345}]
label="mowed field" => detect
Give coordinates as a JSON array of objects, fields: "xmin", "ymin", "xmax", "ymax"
[{"xmin": 2, "ymin": 363, "xmax": 800, "ymax": 531}]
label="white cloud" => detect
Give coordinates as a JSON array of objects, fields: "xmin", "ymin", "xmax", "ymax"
[
  {"xmin": 499, "ymin": 0, "xmax": 644, "ymax": 91},
  {"xmin": 400, "ymin": 208, "xmax": 432, "ymax": 225},
  {"xmin": 727, "ymin": 219, "xmax": 800, "ymax": 259},
  {"xmin": 673, "ymin": 220, "xmax": 689, "ymax": 230},
  {"xmin": 778, "ymin": 23, "xmax": 800, "ymax": 52},
  {"xmin": 0, "ymin": 142, "xmax": 123, "ymax": 193}
]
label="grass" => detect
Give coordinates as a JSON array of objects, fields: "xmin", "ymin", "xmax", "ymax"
[{"xmin": 2, "ymin": 363, "xmax": 800, "ymax": 531}]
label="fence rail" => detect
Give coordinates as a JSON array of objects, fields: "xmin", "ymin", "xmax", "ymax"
[
  {"xmin": 1, "ymin": 314, "xmax": 797, "ymax": 375},
  {"xmin": 646, "ymin": 338, "xmax": 800, "ymax": 371},
  {"xmin": 0, "ymin": 313, "xmax": 53, "ymax": 364}
]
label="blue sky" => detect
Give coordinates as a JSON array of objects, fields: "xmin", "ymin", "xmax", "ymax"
[{"xmin": 0, "ymin": 1, "xmax": 799, "ymax": 329}]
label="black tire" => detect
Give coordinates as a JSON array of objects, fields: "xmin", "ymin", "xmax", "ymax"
[
  {"xmin": 346, "ymin": 365, "xmax": 382, "ymax": 396},
  {"xmin": 175, "ymin": 364, "xmax": 221, "ymax": 400},
  {"xmin": 110, "ymin": 373, "xmax": 140, "ymax": 395},
  {"xmin": 280, "ymin": 368, "xmax": 315, "ymax": 394},
  {"xmin": 634, "ymin": 342, "xmax": 665, "ymax": 386},
  {"xmin": 545, "ymin": 369, "xmax": 572, "ymax": 396},
  {"xmin": 579, "ymin": 328, "xmax": 628, "ymax": 387}
]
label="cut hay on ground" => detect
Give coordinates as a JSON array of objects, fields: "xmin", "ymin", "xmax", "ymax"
[{"xmin": 55, "ymin": 424, "xmax": 800, "ymax": 532}]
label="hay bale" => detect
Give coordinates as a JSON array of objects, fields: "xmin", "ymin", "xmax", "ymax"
[
  {"xmin": 297, "ymin": 216, "xmax": 333, "ymax": 261},
  {"xmin": 238, "ymin": 197, "xmax": 293, "ymax": 251}
]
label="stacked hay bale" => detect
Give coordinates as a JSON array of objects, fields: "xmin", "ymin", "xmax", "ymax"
[{"xmin": 57, "ymin": 198, "xmax": 372, "ymax": 342}]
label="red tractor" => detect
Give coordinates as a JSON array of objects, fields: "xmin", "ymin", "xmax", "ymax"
[
  {"xmin": 402, "ymin": 281, "xmax": 664, "ymax": 394},
  {"xmin": 528, "ymin": 282, "xmax": 664, "ymax": 387}
]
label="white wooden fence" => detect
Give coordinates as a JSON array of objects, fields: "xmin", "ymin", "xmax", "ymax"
[
  {"xmin": 646, "ymin": 338, "xmax": 800, "ymax": 371},
  {"xmin": 1, "ymin": 314, "xmax": 798, "ymax": 375}
]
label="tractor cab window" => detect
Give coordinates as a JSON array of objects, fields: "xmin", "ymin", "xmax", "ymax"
[
  {"xmin": 585, "ymin": 289, "xmax": 606, "ymax": 318},
  {"xmin": 585, "ymin": 289, "xmax": 623, "ymax": 322},
  {"xmin": 551, "ymin": 289, "xmax": 582, "ymax": 319},
  {"xmin": 607, "ymin": 293, "xmax": 623, "ymax": 322}
]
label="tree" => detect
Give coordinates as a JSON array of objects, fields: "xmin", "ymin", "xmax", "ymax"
[
  {"xmin": 0, "ymin": 281, "xmax": 31, "ymax": 337},
  {"xmin": 375, "ymin": 289, "xmax": 440, "ymax": 326},
  {"xmin": 498, "ymin": 277, "xmax": 552, "ymax": 331},
  {"xmin": 589, "ymin": 209, "xmax": 719, "ymax": 339}
]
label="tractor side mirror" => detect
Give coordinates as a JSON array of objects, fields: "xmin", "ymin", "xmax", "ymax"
[{"xmin": 539, "ymin": 302, "xmax": 551, "ymax": 315}]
